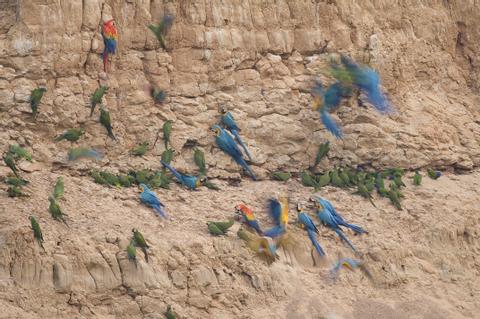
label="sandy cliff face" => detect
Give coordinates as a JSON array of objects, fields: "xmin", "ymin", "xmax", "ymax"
[{"xmin": 0, "ymin": 1, "xmax": 479, "ymax": 318}]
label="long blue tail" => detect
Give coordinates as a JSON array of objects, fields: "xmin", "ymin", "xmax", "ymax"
[
  {"xmin": 334, "ymin": 228, "xmax": 358, "ymax": 253},
  {"xmin": 231, "ymin": 129, "xmax": 253, "ymax": 161},
  {"xmin": 263, "ymin": 225, "xmax": 285, "ymax": 238},
  {"xmin": 161, "ymin": 161, "xmax": 183, "ymax": 182},
  {"xmin": 339, "ymin": 221, "xmax": 367, "ymax": 234},
  {"xmin": 307, "ymin": 229, "xmax": 325, "ymax": 256},
  {"xmin": 235, "ymin": 156, "xmax": 257, "ymax": 181},
  {"xmin": 320, "ymin": 109, "xmax": 343, "ymax": 139},
  {"xmin": 153, "ymin": 204, "xmax": 167, "ymax": 218}
]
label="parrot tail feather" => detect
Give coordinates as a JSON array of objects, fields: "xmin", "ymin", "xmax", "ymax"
[
  {"xmin": 320, "ymin": 109, "xmax": 343, "ymax": 139},
  {"xmin": 153, "ymin": 205, "xmax": 168, "ymax": 218},
  {"xmin": 307, "ymin": 229, "xmax": 325, "ymax": 256},
  {"xmin": 237, "ymin": 157, "xmax": 257, "ymax": 181},
  {"xmin": 342, "ymin": 222, "xmax": 367, "ymax": 234},
  {"xmin": 160, "ymin": 161, "xmax": 183, "ymax": 182},
  {"xmin": 232, "ymin": 130, "xmax": 253, "ymax": 161},
  {"xmin": 334, "ymin": 228, "xmax": 358, "ymax": 253}
]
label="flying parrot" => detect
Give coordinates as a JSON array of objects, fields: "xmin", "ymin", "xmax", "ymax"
[
  {"xmin": 130, "ymin": 141, "xmax": 149, "ymax": 156},
  {"xmin": 100, "ymin": 106, "xmax": 117, "ymax": 141},
  {"xmin": 311, "ymin": 196, "xmax": 366, "ymax": 254},
  {"xmin": 29, "ymin": 216, "xmax": 45, "ymax": 251},
  {"xmin": 148, "ymin": 14, "xmax": 174, "ymax": 50},
  {"xmin": 160, "ymin": 161, "xmax": 205, "ymax": 190},
  {"xmin": 311, "ymin": 81, "xmax": 346, "ymax": 139},
  {"xmin": 329, "ymin": 257, "xmax": 373, "ymax": 282},
  {"xmin": 139, "ymin": 183, "xmax": 167, "ymax": 218},
  {"xmin": 210, "ymin": 124, "xmax": 256, "ymax": 180},
  {"xmin": 219, "ymin": 107, "xmax": 253, "ymax": 161},
  {"xmin": 193, "ymin": 148, "xmax": 206, "ymax": 176},
  {"xmin": 53, "ymin": 176, "xmax": 64, "ymax": 200},
  {"xmin": 48, "ymin": 196, "xmax": 68, "ymax": 225},
  {"xmin": 413, "ymin": 170, "xmax": 422, "ymax": 186},
  {"xmin": 90, "ymin": 86, "xmax": 108, "ymax": 117},
  {"xmin": 132, "ymin": 228, "xmax": 150, "ymax": 262},
  {"xmin": 55, "ymin": 128, "xmax": 85, "ymax": 142},
  {"xmin": 101, "ymin": 19, "xmax": 118, "ymax": 72},
  {"xmin": 263, "ymin": 197, "xmax": 288, "ymax": 239},
  {"xmin": 297, "ymin": 207, "xmax": 325, "ymax": 257},
  {"xmin": 8, "ymin": 144, "xmax": 32, "ymax": 162},
  {"xmin": 234, "ymin": 203, "xmax": 263, "ymax": 235},
  {"xmin": 29, "ymin": 87, "xmax": 47, "ymax": 120},
  {"xmin": 237, "ymin": 228, "xmax": 278, "ymax": 263},
  {"xmin": 68, "ymin": 147, "xmax": 103, "ymax": 161}
]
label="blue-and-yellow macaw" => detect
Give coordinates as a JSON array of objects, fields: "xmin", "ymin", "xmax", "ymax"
[
  {"xmin": 311, "ymin": 196, "xmax": 366, "ymax": 254},
  {"xmin": 210, "ymin": 125, "xmax": 256, "ymax": 180},
  {"xmin": 235, "ymin": 203, "xmax": 263, "ymax": 235},
  {"xmin": 329, "ymin": 257, "xmax": 373, "ymax": 281},
  {"xmin": 263, "ymin": 195, "xmax": 289, "ymax": 238},
  {"xmin": 160, "ymin": 161, "xmax": 205, "ymax": 190},
  {"xmin": 311, "ymin": 81, "xmax": 345, "ymax": 139},
  {"xmin": 139, "ymin": 183, "xmax": 167, "ymax": 218},
  {"xmin": 219, "ymin": 107, "xmax": 253, "ymax": 161},
  {"xmin": 102, "ymin": 19, "xmax": 118, "ymax": 73},
  {"xmin": 297, "ymin": 204, "xmax": 325, "ymax": 257}
]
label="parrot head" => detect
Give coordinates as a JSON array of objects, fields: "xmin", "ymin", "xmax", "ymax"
[
  {"xmin": 309, "ymin": 196, "xmax": 324, "ymax": 211},
  {"xmin": 296, "ymin": 202, "xmax": 304, "ymax": 212},
  {"xmin": 210, "ymin": 125, "xmax": 222, "ymax": 137},
  {"xmin": 39, "ymin": 87, "xmax": 47, "ymax": 93},
  {"xmin": 28, "ymin": 216, "xmax": 34, "ymax": 222},
  {"xmin": 197, "ymin": 176, "xmax": 207, "ymax": 187},
  {"xmin": 219, "ymin": 105, "xmax": 227, "ymax": 114},
  {"xmin": 139, "ymin": 183, "xmax": 148, "ymax": 192}
]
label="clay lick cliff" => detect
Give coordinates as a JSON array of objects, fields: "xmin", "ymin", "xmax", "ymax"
[{"xmin": 0, "ymin": 1, "xmax": 479, "ymax": 319}]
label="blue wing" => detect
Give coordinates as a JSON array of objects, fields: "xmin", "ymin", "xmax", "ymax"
[
  {"xmin": 268, "ymin": 198, "xmax": 281, "ymax": 226},
  {"xmin": 307, "ymin": 228, "xmax": 325, "ymax": 256},
  {"xmin": 320, "ymin": 109, "xmax": 343, "ymax": 139},
  {"xmin": 263, "ymin": 225, "xmax": 285, "ymax": 238},
  {"xmin": 222, "ymin": 112, "xmax": 240, "ymax": 131}
]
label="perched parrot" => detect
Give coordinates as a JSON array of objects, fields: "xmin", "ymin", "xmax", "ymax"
[
  {"xmin": 118, "ymin": 174, "xmax": 135, "ymax": 187},
  {"xmin": 193, "ymin": 148, "xmax": 206, "ymax": 176},
  {"xmin": 148, "ymin": 14, "xmax": 174, "ymax": 50},
  {"xmin": 330, "ymin": 169, "xmax": 345, "ymax": 188},
  {"xmin": 139, "ymin": 183, "xmax": 167, "ymax": 218},
  {"xmin": 9, "ymin": 144, "xmax": 32, "ymax": 162},
  {"xmin": 68, "ymin": 147, "xmax": 103, "ymax": 161},
  {"xmin": 413, "ymin": 170, "xmax": 422, "ymax": 186},
  {"xmin": 126, "ymin": 239, "xmax": 137, "ymax": 267},
  {"xmin": 297, "ymin": 208, "xmax": 325, "ymax": 257},
  {"xmin": 161, "ymin": 148, "xmax": 175, "ymax": 167},
  {"xmin": 165, "ymin": 305, "xmax": 176, "ymax": 319},
  {"xmin": 150, "ymin": 86, "xmax": 166, "ymax": 104},
  {"xmin": 301, "ymin": 170, "xmax": 318, "ymax": 189},
  {"xmin": 271, "ymin": 171, "xmax": 291, "ymax": 182},
  {"xmin": 7, "ymin": 185, "xmax": 29, "ymax": 197},
  {"xmin": 160, "ymin": 161, "xmax": 204, "ymax": 190},
  {"xmin": 53, "ymin": 176, "xmax": 64, "ymax": 200},
  {"xmin": 163, "ymin": 120, "xmax": 173, "ymax": 149},
  {"xmin": 29, "ymin": 216, "xmax": 45, "ymax": 251},
  {"xmin": 235, "ymin": 204, "xmax": 263, "ymax": 235},
  {"xmin": 237, "ymin": 228, "xmax": 278, "ymax": 263},
  {"xmin": 3, "ymin": 153, "xmax": 19, "ymax": 177},
  {"xmin": 375, "ymin": 172, "xmax": 385, "ymax": 190},
  {"xmin": 391, "ymin": 174, "xmax": 405, "ymax": 188},
  {"xmin": 387, "ymin": 188, "xmax": 402, "ymax": 210},
  {"xmin": 313, "ymin": 141, "xmax": 330, "ymax": 170},
  {"xmin": 130, "ymin": 142, "xmax": 149, "ymax": 156},
  {"xmin": 202, "ymin": 178, "xmax": 220, "ymax": 190},
  {"xmin": 316, "ymin": 172, "xmax": 331, "ymax": 188},
  {"xmin": 329, "ymin": 257, "xmax": 373, "ymax": 281},
  {"xmin": 210, "ymin": 125, "xmax": 256, "ymax": 180},
  {"xmin": 354, "ymin": 182, "xmax": 376, "ymax": 207},
  {"xmin": 208, "ymin": 220, "xmax": 234, "ymax": 234},
  {"xmin": 100, "ymin": 106, "xmax": 116, "ymax": 141},
  {"xmin": 91, "ymin": 170, "xmax": 108, "ymax": 185},
  {"xmin": 101, "ymin": 19, "xmax": 118, "ymax": 72},
  {"xmin": 311, "ymin": 81, "xmax": 345, "ymax": 139},
  {"xmin": 29, "ymin": 87, "xmax": 47, "ymax": 120},
  {"xmin": 55, "ymin": 128, "xmax": 85, "ymax": 142},
  {"xmin": 49, "ymin": 196, "xmax": 68, "ymax": 225},
  {"xmin": 132, "ymin": 228, "xmax": 149, "ymax": 262},
  {"xmin": 311, "ymin": 196, "xmax": 366, "ymax": 254},
  {"xmin": 90, "ymin": 86, "xmax": 108, "ymax": 117},
  {"xmin": 100, "ymin": 171, "xmax": 121, "ymax": 187},
  {"xmin": 207, "ymin": 222, "xmax": 225, "ymax": 236},
  {"xmin": 427, "ymin": 168, "xmax": 441, "ymax": 180},
  {"xmin": 340, "ymin": 55, "xmax": 393, "ymax": 114},
  {"xmin": 5, "ymin": 176, "xmax": 29, "ymax": 187},
  {"xmin": 219, "ymin": 107, "xmax": 253, "ymax": 161}
]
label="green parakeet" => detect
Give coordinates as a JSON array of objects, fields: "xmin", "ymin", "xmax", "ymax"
[
  {"xmin": 271, "ymin": 171, "xmax": 291, "ymax": 182},
  {"xmin": 165, "ymin": 305, "xmax": 176, "ymax": 319},
  {"xmin": 315, "ymin": 172, "xmax": 331, "ymax": 188},
  {"xmin": 68, "ymin": 147, "xmax": 102, "ymax": 161},
  {"xmin": 202, "ymin": 178, "xmax": 219, "ymax": 190},
  {"xmin": 207, "ymin": 222, "xmax": 224, "ymax": 236},
  {"xmin": 100, "ymin": 106, "xmax": 117, "ymax": 141},
  {"xmin": 148, "ymin": 15, "xmax": 174, "ymax": 50},
  {"xmin": 132, "ymin": 229, "xmax": 149, "ymax": 262},
  {"xmin": 100, "ymin": 171, "xmax": 121, "ymax": 187},
  {"xmin": 30, "ymin": 87, "xmax": 47, "ymax": 120},
  {"xmin": 53, "ymin": 176, "xmax": 64, "ymax": 200},
  {"xmin": 7, "ymin": 185, "xmax": 29, "ymax": 197},
  {"xmin": 427, "ymin": 168, "xmax": 441, "ymax": 180},
  {"xmin": 313, "ymin": 141, "xmax": 330, "ymax": 169},
  {"xmin": 301, "ymin": 170, "xmax": 318, "ymax": 189},
  {"xmin": 5, "ymin": 176, "xmax": 29, "ymax": 186},
  {"xmin": 90, "ymin": 86, "xmax": 108, "ymax": 117},
  {"xmin": 354, "ymin": 183, "xmax": 376, "ymax": 207},
  {"xmin": 161, "ymin": 148, "xmax": 175, "ymax": 166},
  {"xmin": 48, "ymin": 196, "xmax": 68, "ymax": 225},
  {"xmin": 413, "ymin": 170, "xmax": 422, "ymax": 186},
  {"xmin": 127, "ymin": 239, "xmax": 137, "ymax": 267},
  {"xmin": 193, "ymin": 148, "xmax": 206, "ymax": 175},
  {"xmin": 54, "ymin": 128, "xmax": 85, "ymax": 142},
  {"xmin": 130, "ymin": 142, "xmax": 149, "ymax": 156},
  {"xmin": 91, "ymin": 170, "xmax": 108, "ymax": 185},
  {"xmin": 29, "ymin": 216, "xmax": 45, "ymax": 251},
  {"xmin": 387, "ymin": 189, "xmax": 402, "ymax": 210},
  {"xmin": 162, "ymin": 120, "xmax": 173, "ymax": 149},
  {"xmin": 9, "ymin": 144, "xmax": 32, "ymax": 162},
  {"xmin": 3, "ymin": 153, "xmax": 19, "ymax": 177},
  {"xmin": 330, "ymin": 169, "xmax": 345, "ymax": 188},
  {"xmin": 208, "ymin": 220, "xmax": 234, "ymax": 234}
]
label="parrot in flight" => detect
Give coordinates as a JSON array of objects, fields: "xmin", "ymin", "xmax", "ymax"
[
  {"xmin": 148, "ymin": 14, "xmax": 174, "ymax": 50},
  {"xmin": 53, "ymin": 176, "xmax": 64, "ymax": 200},
  {"xmin": 139, "ymin": 183, "xmax": 167, "ymax": 218},
  {"xmin": 55, "ymin": 128, "xmax": 85, "ymax": 142},
  {"xmin": 311, "ymin": 196, "xmax": 366, "ymax": 254},
  {"xmin": 235, "ymin": 203, "xmax": 263, "ymax": 235},
  {"xmin": 237, "ymin": 228, "xmax": 278, "ymax": 263},
  {"xmin": 329, "ymin": 257, "xmax": 373, "ymax": 282},
  {"xmin": 68, "ymin": 147, "xmax": 103, "ymax": 161},
  {"xmin": 160, "ymin": 161, "xmax": 205, "ymax": 190},
  {"xmin": 132, "ymin": 228, "xmax": 150, "ymax": 262},
  {"xmin": 297, "ymin": 204, "xmax": 325, "ymax": 257},
  {"xmin": 311, "ymin": 81, "xmax": 346, "ymax": 139},
  {"xmin": 90, "ymin": 86, "xmax": 108, "ymax": 117},
  {"xmin": 101, "ymin": 19, "xmax": 118, "ymax": 72},
  {"xmin": 29, "ymin": 87, "xmax": 47, "ymax": 120},
  {"xmin": 29, "ymin": 216, "xmax": 45, "ymax": 251},
  {"xmin": 219, "ymin": 107, "xmax": 253, "ymax": 161},
  {"xmin": 100, "ymin": 106, "xmax": 117, "ymax": 141},
  {"xmin": 8, "ymin": 144, "xmax": 32, "ymax": 162},
  {"xmin": 263, "ymin": 196, "xmax": 289, "ymax": 238},
  {"xmin": 130, "ymin": 142, "xmax": 149, "ymax": 156},
  {"xmin": 210, "ymin": 125, "xmax": 256, "ymax": 180}
]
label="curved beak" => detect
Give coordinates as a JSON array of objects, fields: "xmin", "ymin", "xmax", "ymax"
[{"xmin": 312, "ymin": 97, "xmax": 323, "ymax": 112}]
